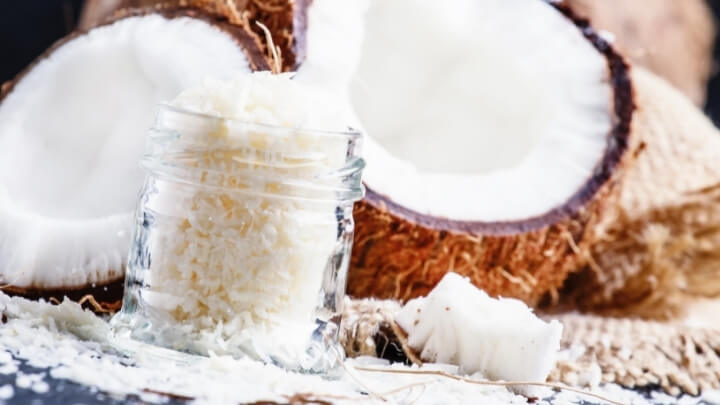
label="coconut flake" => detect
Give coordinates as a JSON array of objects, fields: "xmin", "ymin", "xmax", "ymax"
[
  {"xmin": 171, "ymin": 71, "xmax": 352, "ymax": 131},
  {"xmin": 396, "ymin": 273, "xmax": 563, "ymax": 395},
  {"xmin": 0, "ymin": 384, "xmax": 13, "ymax": 400}
]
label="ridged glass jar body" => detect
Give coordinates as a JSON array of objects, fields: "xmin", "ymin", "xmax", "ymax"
[{"xmin": 110, "ymin": 106, "xmax": 364, "ymax": 373}]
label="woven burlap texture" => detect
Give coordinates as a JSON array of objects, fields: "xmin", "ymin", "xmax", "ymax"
[
  {"xmin": 339, "ymin": 298, "xmax": 401, "ymax": 359},
  {"xmin": 549, "ymin": 313, "xmax": 720, "ymax": 396},
  {"xmin": 340, "ymin": 298, "xmax": 720, "ymax": 396}
]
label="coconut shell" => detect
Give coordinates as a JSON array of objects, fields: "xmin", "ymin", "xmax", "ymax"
[
  {"xmin": 0, "ymin": 6, "xmax": 270, "ymax": 312},
  {"xmin": 566, "ymin": 0, "xmax": 715, "ymax": 106},
  {"xmin": 559, "ymin": 66, "xmax": 720, "ymax": 319},
  {"xmin": 345, "ymin": 6, "xmax": 635, "ymax": 306},
  {"xmin": 80, "ymin": 0, "xmax": 299, "ymax": 70}
]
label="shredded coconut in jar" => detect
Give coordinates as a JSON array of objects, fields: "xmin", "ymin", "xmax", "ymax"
[{"xmin": 115, "ymin": 72, "xmax": 360, "ymax": 364}]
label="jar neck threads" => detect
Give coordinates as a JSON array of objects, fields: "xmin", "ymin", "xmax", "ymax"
[{"xmin": 143, "ymin": 105, "xmax": 365, "ymax": 202}]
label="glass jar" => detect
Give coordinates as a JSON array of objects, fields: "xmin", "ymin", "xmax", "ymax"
[{"xmin": 110, "ymin": 105, "xmax": 364, "ymax": 373}]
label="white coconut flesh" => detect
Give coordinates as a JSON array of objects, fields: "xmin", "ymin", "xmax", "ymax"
[
  {"xmin": 345, "ymin": 0, "xmax": 613, "ymax": 223},
  {"xmin": 396, "ymin": 272, "xmax": 563, "ymax": 394},
  {"xmin": 0, "ymin": 14, "xmax": 253, "ymax": 289}
]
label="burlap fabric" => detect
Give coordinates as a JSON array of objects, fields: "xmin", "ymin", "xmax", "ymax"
[{"xmin": 340, "ymin": 298, "xmax": 720, "ymax": 396}]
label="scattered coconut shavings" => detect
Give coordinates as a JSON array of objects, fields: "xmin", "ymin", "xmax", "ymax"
[
  {"xmin": 0, "ymin": 292, "xmax": 109, "ymax": 342},
  {"xmin": 0, "ymin": 363, "xmax": 18, "ymax": 376},
  {"xmin": 5, "ymin": 295, "xmax": 696, "ymax": 404},
  {"xmin": 2, "ymin": 291, "xmax": 719, "ymax": 404},
  {"xmin": 0, "ymin": 292, "xmax": 532, "ymax": 404},
  {"xmin": 0, "ymin": 384, "xmax": 13, "ymax": 400}
]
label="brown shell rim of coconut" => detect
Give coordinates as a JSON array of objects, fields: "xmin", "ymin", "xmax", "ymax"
[{"xmin": 1, "ymin": 278, "xmax": 125, "ymax": 313}]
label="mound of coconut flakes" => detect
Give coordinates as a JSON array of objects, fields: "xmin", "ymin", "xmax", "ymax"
[{"xmin": 2, "ymin": 291, "xmax": 719, "ymax": 404}]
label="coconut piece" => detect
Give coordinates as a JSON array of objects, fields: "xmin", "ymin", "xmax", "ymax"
[
  {"xmin": 566, "ymin": 0, "xmax": 715, "ymax": 106},
  {"xmin": 0, "ymin": 7, "xmax": 269, "ymax": 309},
  {"xmin": 559, "ymin": 67, "xmax": 720, "ymax": 319},
  {"xmin": 395, "ymin": 272, "xmax": 563, "ymax": 396}
]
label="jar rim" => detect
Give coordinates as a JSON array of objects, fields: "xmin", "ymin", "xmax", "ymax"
[
  {"xmin": 158, "ymin": 104, "xmax": 363, "ymax": 139},
  {"xmin": 146, "ymin": 104, "xmax": 366, "ymax": 203}
]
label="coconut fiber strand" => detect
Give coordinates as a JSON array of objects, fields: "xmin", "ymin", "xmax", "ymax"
[{"xmin": 80, "ymin": 0, "xmax": 298, "ymax": 68}]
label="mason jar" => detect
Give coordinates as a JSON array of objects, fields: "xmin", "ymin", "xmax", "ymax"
[{"xmin": 110, "ymin": 105, "xmax": 364, "ymax": 373}]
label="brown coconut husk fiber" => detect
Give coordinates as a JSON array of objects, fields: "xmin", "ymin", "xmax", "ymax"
[
  {"xmin": 559, "ymin": 67, "xmax": 720, "ymax": 319},
  {"xmin": 80, "ymin": 0, "xmax": 297, "ymax": 69},
  {"xmin": 566, "ymin": 0, "xmax": 715, "ymax": 106},
  {"xmin": 341, "ymin": 298, "xmax": 720, "ymax": 396}
]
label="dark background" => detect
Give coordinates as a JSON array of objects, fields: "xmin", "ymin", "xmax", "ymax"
[
  {"xmin": 0, "ymin": 1, "xmax": 84, "ymax": 83},
  {"xmin": 705, "ymin": 1, "xmax": 720, "ymax": 125},
  {"xmin": 2, "ymin": 0, "xmax": 720, "ymax": 123}
]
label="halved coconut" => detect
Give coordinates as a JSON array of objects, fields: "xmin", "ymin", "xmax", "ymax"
[
  {"xmin": 0, "ymin": 7, "xmax": 269, "ymax": 308},
  {"xmin": 127, "ymin": 0, "xmax": 633, "ymax": 304},
  {"xmin": 292, "ymin": 0, "xmax": 634, "ymax": 305},
  {"xmin": 77, "ymin": 0, "xmax": 720, "ymax": 315}
]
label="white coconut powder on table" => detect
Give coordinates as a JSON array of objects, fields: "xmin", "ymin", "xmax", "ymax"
[
  {"xmin": 0, "ymin": 293, "xmax": 527, "ymax": 404},
  {"xmin": 1, "ymin": 292, "xmax": 718, "ymax": 404}
]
